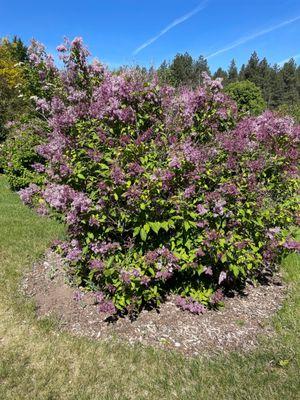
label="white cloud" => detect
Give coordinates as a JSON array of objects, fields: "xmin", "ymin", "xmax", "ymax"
[
  {"xmin": 206, "ymin": 15, "xmax": 300, "ymax": 59},
  {"xmin": 133, "ymin": 1, "xmax": 208, "ymax": 55}
]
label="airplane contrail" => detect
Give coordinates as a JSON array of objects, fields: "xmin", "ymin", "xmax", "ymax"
[
  {"xmin": 133, "ymin": 0, "xmax": 209, "ymax": 55},
  {"xmin": 206, "ymin": 15, "xmax": 300, "ymax": 59}
]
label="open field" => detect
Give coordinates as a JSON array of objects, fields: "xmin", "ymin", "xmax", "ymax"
[{"xmin": 0, "ymin": 175, "xmax": 299, "ymax": 400}]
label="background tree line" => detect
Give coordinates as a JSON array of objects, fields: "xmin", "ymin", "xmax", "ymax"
[{"xmin": 157, "ymin": 51, "xmax": 300, "ymax": 110}]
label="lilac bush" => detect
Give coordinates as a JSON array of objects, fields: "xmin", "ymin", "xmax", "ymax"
[{"xmin": 11, "ymin": 38, "xmax": 300, "ymax": 315}]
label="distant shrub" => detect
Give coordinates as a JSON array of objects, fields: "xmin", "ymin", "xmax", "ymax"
[
  {"xmin": 226, "ymin": 80, "xmax": 266, "ymax": 116},
  {"xmin": 12, "ymin": 39, "xmax": 299, "ymax": 316},
  {"xmin": 0, "ymin": 38, "xmax": 28, "ymax": 142},
  {"xmin": 0, "ymin": 118, "xmax": 46, "ymax": 190}
]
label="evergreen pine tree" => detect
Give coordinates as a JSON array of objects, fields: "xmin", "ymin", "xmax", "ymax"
[
  {"xmin": 169, "ymin": 52, "xmax": 194, "ymax": 86},
  {"xmin": 244, "ymin": 52, "xmax": 261, "ymax": 86},
  {"xmin": 157, "ymin": 60, "xmax": 170, "ymax": 84},
  {"xmin": 295, "ymin": 64, "xmax": 300, "ymax": 99},
  {"xmin": 213, "ymin": 67, "xmax": 228, "ymax": 83},
  {"xmin": 258, "ymin": 58, "xmax": 272, "ymax": 106},
  {"xmin": 11, "ymin": 36, "xmax": 28, "ymax": 62},
  {"xmin": 194, "ymin": 55, "xmax": 210, "ymax": 85},
  {"xmin": 269, "ymin": 64, "xmax": 284, "ymax": 108},
  {"xmin": 227, "ymin": 59, "xmax": 238, "ymax": 83},
  {"xmin": 239, "ymin": 64, "xmax": 246, "ymax": 80},
  {"xmin": 280, "ymin": 59, "xmax": 299, "ymax": 105}
]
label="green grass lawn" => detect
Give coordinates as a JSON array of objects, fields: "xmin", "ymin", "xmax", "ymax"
[{"xmin": 0, "ymin": 175, "xmax": 299, "ymax": 400}]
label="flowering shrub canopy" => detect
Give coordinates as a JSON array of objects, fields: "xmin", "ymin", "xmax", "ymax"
[{"xmin": 12, "ymin": 38, "xmax": 300, "ymax": 315}]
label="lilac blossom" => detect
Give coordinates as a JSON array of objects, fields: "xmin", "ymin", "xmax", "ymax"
[
  {"xmin": 283, "ymin": 241, "xmax": 300, "ymax": 251},
  {"xmin": 196, "ymin": 248, "xmax": 205, "ymax": 257},
  {"xmin": 203, "ymin": 266, "xmax": 213, "ymax": 276},
  {"xmin": 210, "ymin": 289, "xmax": 224, "ymax": 304},
  {"xmin": 73, "ymin": 291, "xmax": 83, "ymax": 302},
  {"xmin": 90, "ymin": 241, "xmax": 120, "ymax": 255},
  {"xmin": 19, "ymin": 183, "xmax": 40, "ymax": 205},
  {"xmin": 120, "ymin": 270, "xmax": 131, "ymax": 285},
  {"xmin": 184, "ymin": 185, "xmax": 195, "ymax": 199},
  {"xmin": 175, "ymin": 296, "xmax": 206, "ymax": 314},
  {"xmin": 213, "ymin": 199, "xmax": 226, "ymax": 217},
  {"xmin": 197, "ymin": 204, "xmax": 208, "ymax": 216},
  {"xmin": 110, "ymin": 165, "xmax": 125, "ymax": 185},
  {"xmin": 31, "ymin": 162, "xmax": 45, "ymax": 173},
  {"xmin": 98, "ymin": 300, "xmax": 116, "ymax": 314},
  {"xmin": 66, "ymin": 240, "xmax": 82, "ymax": 262},
  {"xmin": 218, "ymin": 271, "xmax": 227, "ymax": 284},
  {"xmin": 266, "ymin": 227, "xmax": 281, "ymax": 240},
  {"xmin": 140, "ymin": 275, "xmax": 151, "ymax": 287},
  {"xmin": 43, "ymin": 184, "xmax": 74, "ymax": 211},
  {"xmin": 169, "ymin": 155, "xmax": 181, "ymax": 168},
  {"xmin": 89, "ymin": 259, "xmax": 104, "ymax": 271},
  {"xmin": 89, "ymin": 217, "xmax": 100, "ymax": 227}
]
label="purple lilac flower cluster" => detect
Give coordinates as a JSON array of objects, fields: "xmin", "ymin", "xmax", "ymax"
[
  {"xmin": 175, "ymin": 296, "xmax": 206, "ymax": 314},
  {"xmin": 145, "ymin": 247, "xmax": 180, "ymax": 281},
  {"xmin": 95, "ymin": 292, "xmax": 117, "ymax": 314}
]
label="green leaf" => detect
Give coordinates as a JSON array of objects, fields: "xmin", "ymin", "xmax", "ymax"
[
  {"xmin": 230, "ymin": 264, "xmax": 240, "ymax": 278},
  {"xmin": 133, "ymin": 227, "xmax": 140, "ymax": 237},
  {"xmin": 143, "ymin": 223, "xmax": 150, "ymax": 234},
  {"xmin": 219, "ymin": 238, "xmax": 226, "ymax": 247},
  {"xmin": 117, "ymin": 296, "xmax": 126, "ymax": 307},
  {"xmin": 149, "ymin": 222, "xmax": 161, "ymax": 234},
  {"xmin": 140, "ymin": 227, "xmax": 147, "ymax": 241},
  {"xmin": 184, "ymin": 221, "xmax": 190, "ymax": 231},
  {"xmin": 161, "ymin": 221, "xmax": 169, "ymax": 231},
  {"xmin": 167, "ymin": 219, "xmax": 175, "ymax": 229},
  {"xmin": 99, "ymin": 163, "xmax": 109, "ymax": 170},
  {"xmin": 221, "ymin": 253, "xmax": 227, "ymax": 263}
]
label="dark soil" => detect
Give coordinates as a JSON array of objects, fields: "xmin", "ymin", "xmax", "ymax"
[{"xmin": 22, "ymin": 251, "xmax": 287, "ymax": 357}]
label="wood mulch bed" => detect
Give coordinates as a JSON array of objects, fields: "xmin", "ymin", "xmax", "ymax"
[{"xmin": 22, "ymin": 251, "xmax": 287, "ymax": 357}]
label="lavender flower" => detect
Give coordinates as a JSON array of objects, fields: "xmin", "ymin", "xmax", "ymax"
[
  {"xmin": 19, "ymin": 184, "xmax": 40, "ymax": 205},
  {"xmin": 175, "ymin": 296, "xmax": 206, "ymax": 314},
  {"xmin": 31, "ymin": 163, "xmax": 45, "ymax": 173},
  {"xmin": 98, "ymin": 299, "xmax": 116, "ymax": 314},
  {"xmin": 120, "ymin": 270, "xmax": 131, "ymax": 285},
  {"xmin": 90, "ymin": 241, "xmax": 120, "ymax": 255},
  {"xmin": 203, "ymin": 266, "xmax": 213, "ymax": 276},
  {"xmin": 283, "ymin": 241, "xmax": 300, "ymax": 251},
  {"xmin": 183, "ymin": 185, "xmax": 195, "ymax": 199},
  {"xmin": 73, "ymin": 291, "xmax": 83, "ymax": 302},
  {"xmin": 89, "ymin": 259, "xmax": 104, "ymax": 271},
  {"xmin": 210, "ymin": 289, "xmax": 224, "ymax": 305},
  {"xmin": 197, "ymin": 204, "xmax": 208, "ymax": 216},
  {"xmin": 218, "ymin": 271, "xmax": 227, "ymax": 284}
]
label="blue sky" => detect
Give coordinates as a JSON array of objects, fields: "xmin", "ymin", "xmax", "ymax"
[{"xmin": 1, "ymin": 0, "xmax": 299, "ymax": 71}]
